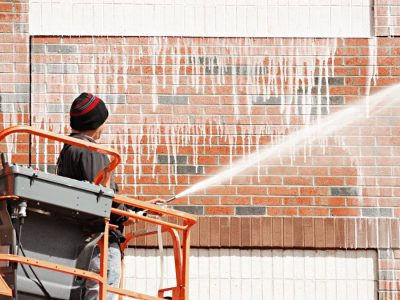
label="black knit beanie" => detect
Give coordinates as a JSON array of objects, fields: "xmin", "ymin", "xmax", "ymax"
[{"xmin": 70, "ymin": 93, "xmax": 109, "ymax": 131}]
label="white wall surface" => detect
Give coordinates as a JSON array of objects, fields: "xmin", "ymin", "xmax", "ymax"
[
  {"xmin": 123, "ymin": 248, "xmax": 377, "ymax": 300},
  {"xmin": 29, "ymin": 0, "xmax": 372, "ymax": 37}
]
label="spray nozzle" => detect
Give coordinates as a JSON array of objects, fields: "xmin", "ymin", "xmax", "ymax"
[{"xmin": 165, "ymin": 196, "xmax": 176, "ymax": 203}]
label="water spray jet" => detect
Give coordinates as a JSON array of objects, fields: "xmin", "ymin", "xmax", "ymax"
[{"xmin": 172, "ymin": 84, "xmax": 400, "ymax": 199}]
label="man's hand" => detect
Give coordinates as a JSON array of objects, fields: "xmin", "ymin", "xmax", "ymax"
[
  {"xmin": 145, "ymin": 198, "xmax": 169, "ymax": 216},
  {"xmin": 147, "ymin": 198, "xmax": 167, "ymax": 205},
  {"xmin": 123, "ymin": 217, "xmax": 137, "ymax": 226}
]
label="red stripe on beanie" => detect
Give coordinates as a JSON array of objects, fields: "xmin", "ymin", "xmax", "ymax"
[
  {"xmin": 74, "ymin": 93, "xmax": 93, "ymax": 109},
  {"xmin": 70, "ymin": 97, "xmax": 100, "ymax": 117}
]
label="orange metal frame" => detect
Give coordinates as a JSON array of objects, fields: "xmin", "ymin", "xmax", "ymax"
[{"xmin": 0, "ymin": 125, "xmax": 197, "ymax": 300}]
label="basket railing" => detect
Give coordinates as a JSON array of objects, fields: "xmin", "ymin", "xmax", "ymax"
[{"xmin": 0, "ymin": 125, "xmax": 197, "ymax": 300}]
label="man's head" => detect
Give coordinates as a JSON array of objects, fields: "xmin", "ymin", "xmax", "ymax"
[{"xmin": 70, "ymin": 92, "xmax": 108, "ymax": 139}]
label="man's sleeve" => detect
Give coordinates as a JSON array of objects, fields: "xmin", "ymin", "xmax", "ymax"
[{"xmin": 79, "ymin": 149, "xmax": 141, "ymax": 224}]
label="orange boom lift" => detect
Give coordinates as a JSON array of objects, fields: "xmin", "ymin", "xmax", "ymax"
[{"xmin": 0, "ymin": 126, "xmax": 197, "ymax": 300}]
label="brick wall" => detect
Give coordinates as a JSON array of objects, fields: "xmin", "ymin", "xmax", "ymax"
[
  {"xmin": 375, "ymin": 0, "xmax": 400, "ymax": 36},
  {"xmin": 1, "ymin": 1, "xmax": 400, "ymax": 298},
  {"xmin": 27, "ymin": 36, "xmax": 399, "ymax": 217},
  {"xmin": 0, "ymin": 0, "xmax": 29, "ymax": 163},
  {"xmin": 130, "ymin": 217, "xmax": 400, "ymax": 249},
  {"xmin": 26, "ymin": 36, "xmax": 400, "ymax": 297}
]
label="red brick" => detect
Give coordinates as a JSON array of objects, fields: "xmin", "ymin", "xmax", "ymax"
[
  {"xmin": 268, "ymin": 207, "xmax": 298, "ymax": 216},
  {"xmin": 345, "ymin": 38, "xmax": 372, "ymax": 46},
  {"xmin": 230, "ymin": 217, "xmax": 241, "ymax": 247},
  {"xmin": 241, "ymin": 218, "xmax": 251, "ymax": 247},
  {"xmin": 334, "ymin": 66, "xmax": 359, "ymax": 76},
  {"xmin": 283, "ymin": 197, "xmax": 313, "ymax": 206},
  {"xmin": 335, "ymin": 47, "xmax": 359, "ymax": 56},
  {"xmin": 315, "ymin": 177, "xmax": 345, "ymax": 186},
  {"xmin": 314, "ymin": 197, "xmax": 346, "ymax": 206},
  {"xmin": 199, "ymin": 217, "xmax": 210, "ymax": 247},
  {"xmin": 334, "ymin": 219, "xmax": 346, "ymax": 248},
  {"xmin": 190, "ymin": 196, "xmax": 218, "ymax": 205},
  {"xmin": 0, "ymin": 23, "xmax": 12, "ymax": 32},
  {"xmin": 190, "ymin": 220, "xmax": 200, "ymax": 247},
  {"xmin": 134, "ymin": 220, "xmax": 147, "ymax": 246},
  {"xmin": 0, "ymin": 3, "xmax": 13, "ymax": 12},
  {"xmin": 205, "ymin": 186, "xmax": 236, "ymax": 195},
  {"xmin": 205, "ymin": 206, "xmax": 234, "ymax": 215},
  {"xmin": 221, "ymin": 195, "xmax": 251, "ymax": 205},
  {"xmin": 344, "ymin": 177, "xmax": 359, "ymax": 186},
  {"xmin": 378, "ymin": 259, "xmax": 394, "ymax": 269},
  {"xmin": 314, "ymin": 219, "xmax": 325, "ymax": 248},
  {"xmin": 391, "ymin": 219, "xmax": 400, "ymax": 248},
  {"xmin": 331, "ymin": 208, "xmax": 360, "ymax": 216},
  {"xmin": 220, "ymin": 217, "xmax": 230, "ymax": 247},
  {"xmin": 283, "ymin": 218, "xmax": 293, "ymax": 247},
  {"xmin": 142, "ymin": 185, "xmax": 175, "ymax": 196},
  {"xmin": 237, "ymin": 186, "xmax": 268, "ymax": 195},
  {"xmin": 329, "ymin": 86, "xmax": 359, "ymax": 96},
  {"xmin": 325, "ymin": 219, "xmax": 335, "ymax": 248},
  {"xmin": 15, "ymin": 3, "xmax": 28, "ymax": 13},
  {"xmin": 252, "ymin": 175, "xmax": 282, "ymax": 185},
  {"xmin": 378, "ymin": 219, "xmax": 391, "ymax": 248},
  {"xmin": 261, "ymin": 217, "xmax": 272, "ymax": 247},
  {"xmin": 251, "ymin": 218, "xmax": 261, "ymax": 247},
  {"xmin": 366, "ymin": 218, "xmax": 378, "ymax": 248},
  {"xmin": 268, "ymin": 166, "xmax": 298, "ymax": 175},
  {"xmin": 300, "ymin": 187, "xmax": 329, "ymax": 196},
  {"xmin": 196, "ymin": 155, "xmax": 218, "ymax": 165},
  {"xmin": 356, "ymin": 219, "xmax": 367, "ymax": 249},
  {"xmin": 375, "ymin": 27, "xmax": 390, "ymax": 36},
  {"xmin": 303, "ymin": 218, "xmax": 314, "ymax": 247},
  {"xmin": 145, "ymin": 222, "xmax": 158, "ymax": 247},
  {"xmin": 299, "ymin": 207, "xmax": 329, "ymax": 216},
  {"xmin": 209, "ymin": 217, "xmax": 220, "ymax": 247},
  {"xmin": 272, "ymin": 218, "xmax": 283, "ymax": 247},
  {"xmin": 283, "ymin": 176, "xmax": 313, "ymax": 186},
  {"xmin": 253, "ymin": 197, "xmax": 281, "ymax": 205}
]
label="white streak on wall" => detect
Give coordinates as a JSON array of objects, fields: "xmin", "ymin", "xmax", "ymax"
[{"xmin": 366, "ymin": 37, "xmax": 379, "ymax": 116}]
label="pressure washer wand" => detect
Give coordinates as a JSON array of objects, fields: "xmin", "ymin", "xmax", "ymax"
[
  {"xmin": 133, "ymin": 196, "xmax": 177, "ymax": 217},
  {"xmin": 165, "ymin": 196, "xmax": 176, "ymax": 203}
]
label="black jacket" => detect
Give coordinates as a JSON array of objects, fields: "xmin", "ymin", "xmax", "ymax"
[
  {"xmin": 57, "ymin": 133, "xmax": 116, "ymax": 190},
  {"xmin": 57, "ymin": 133, "xmax": 131, "ymax": 242}
]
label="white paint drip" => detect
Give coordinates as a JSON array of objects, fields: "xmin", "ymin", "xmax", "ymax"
[
  {"xmin": 387, "ymin": 6, "xmax": 395, "ymax": 37},
  {"xmin": 366, "ymin": 37, "xmax": 379, "ymax": 116}
]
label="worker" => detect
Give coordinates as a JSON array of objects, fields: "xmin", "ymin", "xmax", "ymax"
[{"xmin": 57, "ymin": 92, "xmax": 164, "ymax": 300}]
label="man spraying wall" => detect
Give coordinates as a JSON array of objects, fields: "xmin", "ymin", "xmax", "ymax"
[{"xmin": 57, "ymin": 92, "xmax": 165, "ymax": 300}]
